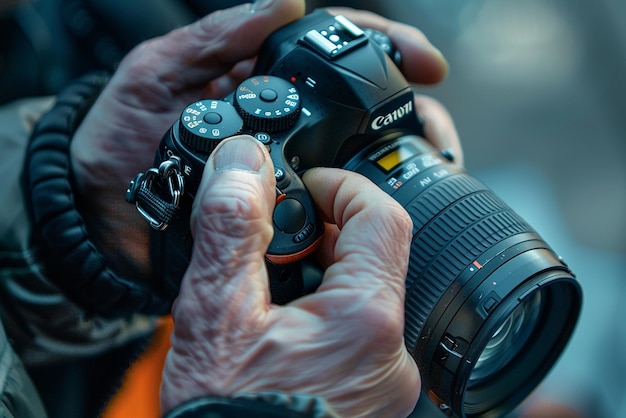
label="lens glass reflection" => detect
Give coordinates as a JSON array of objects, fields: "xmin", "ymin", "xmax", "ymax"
[{"xmin": 469, "ymin": 291, "xmax": 542, "ymax": 386}]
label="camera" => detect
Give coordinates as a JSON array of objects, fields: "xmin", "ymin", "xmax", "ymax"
[{"xmin": 127, "ymin": 10, "xmax": 582, "ymax": 418}]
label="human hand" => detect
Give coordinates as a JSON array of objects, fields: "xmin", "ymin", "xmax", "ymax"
[
  {"xmin": 69, "ymin": 0, "xmax": 306, "ymax": 278},
  {"xmin": 68, "ymin": 0, "xmax": 456, "ymax": 283},
  {"xmin": 160, "ymin": 135, "xmax": 420, "ymax": 417}
]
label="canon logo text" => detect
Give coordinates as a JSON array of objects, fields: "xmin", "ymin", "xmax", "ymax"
[{"xmin": 371, "ymin": 100, "xmax": 413, "ymax": 131}]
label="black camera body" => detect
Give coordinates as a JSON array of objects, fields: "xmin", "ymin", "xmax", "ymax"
[
  {"xmin": 151, "ymin": 11, "xmax": 425, "ymax": 302},
  {"xmin": 136, "ymin": 10, "xmax": 581, "ymax": 418}
]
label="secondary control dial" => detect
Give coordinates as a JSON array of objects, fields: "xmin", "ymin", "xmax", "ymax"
[
  {"xmin": 178, "ymin": 100, "xmax": 243, "ymax": 153},
  {"xmin": 234, "ymin": 76, "xmax": 302, "ymax": 132}
]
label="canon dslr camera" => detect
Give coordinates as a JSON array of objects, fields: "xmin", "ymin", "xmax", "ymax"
[{"xmin": 127, "ymin": 10, "xmax": 582, "ymax": 418}]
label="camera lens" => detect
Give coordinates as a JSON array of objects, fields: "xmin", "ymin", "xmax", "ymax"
[
  {"xmin": 460, "ymin": 279, "xmax": 579, "ymax": 417},
  {"xmin": 345, "ymin": 134, "xmax": 582, "ymax": 418},
  {"xmin": 469, "ymin": 291, "xmax": 541, "ymax": 386}
]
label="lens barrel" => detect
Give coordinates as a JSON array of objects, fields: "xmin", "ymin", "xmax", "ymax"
[{"xmin": 347, "ymin": 134, "xmax": 582, "ymax": 418}]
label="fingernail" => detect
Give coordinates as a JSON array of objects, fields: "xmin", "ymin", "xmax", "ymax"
[
  {"xmin": 251, "ymin": 0, "xmax": 275, "ymax": 13},
  {"xmin": 212, "ymin": 136, "xmax": 267, "ymax": 172}
]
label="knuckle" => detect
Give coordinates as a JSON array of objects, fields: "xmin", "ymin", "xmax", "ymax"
[{"xmin": 197, "ymin": 187, "xmax": 264, "ymax": 238}]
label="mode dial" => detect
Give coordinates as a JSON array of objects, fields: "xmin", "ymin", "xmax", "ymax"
[
  {"xmin": 178, "ymin": 100, "xmax": 243, "ymax": 153},
  {"xmin": 234, "ymin": 76, "xmax": 302, "ymax": 132}
]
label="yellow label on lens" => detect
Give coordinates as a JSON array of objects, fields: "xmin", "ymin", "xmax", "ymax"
[{"xmin": 377, "ymin": 146, "xmax": 415, "ymax": 171}]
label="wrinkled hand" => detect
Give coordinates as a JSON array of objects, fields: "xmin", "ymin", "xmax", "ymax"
[
  {"xmin": 70, "ymin": 0, "xmax": 306, "ymax": 277},
  {"xmin": 68, "ymin": 0, "xmax": 455, "ymax": 280},
  {"xmin": 160, "ymin": 136, "xmax": 420, "ymax": 417}
]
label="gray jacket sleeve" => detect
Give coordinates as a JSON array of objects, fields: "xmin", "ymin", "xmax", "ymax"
[
  {"xmin": 0, "ymin": 320, "xmax": 47, "ymax": 418},
  {"xmin": 0, "ymin": 97, "xmax": 157, "ymax": 367}
]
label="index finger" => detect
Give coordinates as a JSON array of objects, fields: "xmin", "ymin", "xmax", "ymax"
[
  {"xmin": 127, "ymin": 0, "xmax": 306, "ymax": 93},
  {"xmin": 302, "ymin": 168, "xmax": 412, "ymax": 302},
  {"xmin": 326, "ymin": 7, "xmax": 449, "ymax": 85}
]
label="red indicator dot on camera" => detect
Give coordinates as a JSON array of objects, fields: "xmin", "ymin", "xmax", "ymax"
[{"xmin": 290, "ymin": 76, "xmax": 297, "ymax": 83}]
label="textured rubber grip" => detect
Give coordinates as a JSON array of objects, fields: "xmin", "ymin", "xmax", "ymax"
[{"xmin": 402, "ymin": 172, "xmax": 533, "ymax": 348}]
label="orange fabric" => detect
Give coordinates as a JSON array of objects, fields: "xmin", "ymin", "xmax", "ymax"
[{"xmin": 100, "ymin": 316, "xmax": 173, "ymax": 418}]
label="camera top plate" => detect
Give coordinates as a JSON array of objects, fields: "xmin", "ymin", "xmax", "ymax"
[{"xmin": 299, "ymin": 15, "xmax": 368, "ymax": 59}]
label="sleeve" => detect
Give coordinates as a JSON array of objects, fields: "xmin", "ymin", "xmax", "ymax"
[
  {"xmin": 163, "ymin": 392, "xmax": 342, "ymax": 418},
  {"xmin": 0, "ymin": 320, "xmax": 47, "ymax": 418},
  {"xmin": 0, "ymin": 96, "xmax": 157, "ymax": 367}
]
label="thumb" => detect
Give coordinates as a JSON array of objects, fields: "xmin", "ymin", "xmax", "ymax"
[
  {"xmin": 178, "ymin": 135, "xmax": 276, "ymax": 322},
  {"xmin": 162, "ymin": 136, "xmax": 277, "ymax": 411}
]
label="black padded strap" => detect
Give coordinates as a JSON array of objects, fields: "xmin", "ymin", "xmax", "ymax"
[{"xmin": 23, "ymin": 72, "xmax": 171, "ymax": 317}]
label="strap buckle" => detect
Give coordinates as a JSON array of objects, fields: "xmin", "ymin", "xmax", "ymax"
[{"xmin": 126, "ymin": 156, "xmax": 185, "ymax": 230}]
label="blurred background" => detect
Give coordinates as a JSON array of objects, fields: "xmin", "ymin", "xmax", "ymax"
[{"xmin": 1, "ymin": 0, "xmax": 624, "ymax": 417}]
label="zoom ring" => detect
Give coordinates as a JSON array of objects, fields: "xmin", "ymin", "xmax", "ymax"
[{"xmin": 402, "ymin": 172, "xmax": 534, "ymax": 351}]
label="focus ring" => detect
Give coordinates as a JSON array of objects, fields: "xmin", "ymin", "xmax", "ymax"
[{"xmin": 403, "ymin": 172, "xmax": 534, "ymax": 349}]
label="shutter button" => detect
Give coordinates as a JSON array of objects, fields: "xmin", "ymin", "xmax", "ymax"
[{"xmin": 273, "ymin": 198, "xmax": 306, "ymax": 233}]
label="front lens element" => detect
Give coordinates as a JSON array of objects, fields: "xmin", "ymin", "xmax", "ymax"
[{"xmin": 469, "ymin": 291, "xmax": 542, "ymax": 386}]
